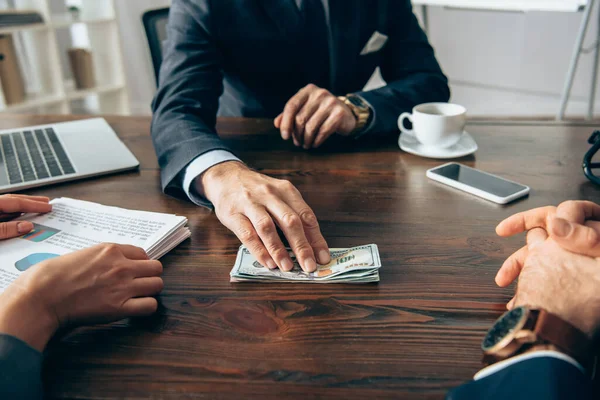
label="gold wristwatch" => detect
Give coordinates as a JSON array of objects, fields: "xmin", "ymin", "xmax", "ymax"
[
  {"xmin": 338, "ymin": 94, "xmax": 372, "ymax": 134},
  {"xmin": 481, "ymin": 306, "xmax": 595, "ymax": 372}
]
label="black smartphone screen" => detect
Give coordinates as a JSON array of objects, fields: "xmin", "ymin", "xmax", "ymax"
[{"xmin": 430, "ymin": 163, "xmax": 527, "ymax": 198}]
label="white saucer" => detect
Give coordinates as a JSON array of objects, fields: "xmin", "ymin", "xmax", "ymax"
[{"xmin": 399, "ymin": 131, "xmax": 478, "ymax": 159}]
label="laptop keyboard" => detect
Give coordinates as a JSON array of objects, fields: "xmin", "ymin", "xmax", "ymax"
[{"xmin": 0, "ymin": 128, "xmax": 75, "ymax": 186}]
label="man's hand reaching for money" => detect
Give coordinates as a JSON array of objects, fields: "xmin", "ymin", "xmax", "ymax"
[{"xmin": 195, "ymin": 161, "xmax": 331, "ymax": 272}]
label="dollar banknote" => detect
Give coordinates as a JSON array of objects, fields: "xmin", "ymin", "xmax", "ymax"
[{"xmin": 230, "ymin": 244, "xmax": 381, "ymax": 283}]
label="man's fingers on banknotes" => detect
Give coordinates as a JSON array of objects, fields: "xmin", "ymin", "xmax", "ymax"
[
  {"xmin": 280, "ymin": 190, "xmax": 330, "ymax": 265},
  {"xmin": 245, "ymin": 205, "xmax": 289, "ymax": 270},
  {"xmin": 228, "ymin": 214, "xmax": 277, "ymax": 270},
  {"xmin": 266, "ymin": 198, "xmax": 317, "ymax": 273}
]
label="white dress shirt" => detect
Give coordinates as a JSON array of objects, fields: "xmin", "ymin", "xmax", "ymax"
[{"xmin": 474, "ymin": 350, "xmax": 584, "ymax": 381}]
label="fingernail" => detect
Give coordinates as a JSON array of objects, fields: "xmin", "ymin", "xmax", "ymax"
[
  {"xmin": 282, "ymin": 130, "xmax": 289, "ymax": 139},
  {"xmin": 507, "ymin": 298, "xmax": 515, "ymax": 310},
  {"xmin": 304, "ymin": 258, "xmax": 317, "ymax": 273},
  {"xmin": 266, "ymin": 260, "xmax": 277, "ymax": 270},
  {"xmin": 552, "ymin": 218, "xmax": 571, "ymax": 237},
  {"xmin": 282, "ymin": 258, "xmax": 294, "ymax": 272},
  {"xmin": 494, "ymin": 224, "xmax": 502, "ymax": 235},
  {"xmin": 318, "ymin": 250, "xmax": 330, "ymax": 264},
  {"xmin": 494, "ymin": 273, "xmax": 504, "ymax": 287},
  {"xmin": 17, "ymin": 221, "xmax": 33, "ymax": 234}
]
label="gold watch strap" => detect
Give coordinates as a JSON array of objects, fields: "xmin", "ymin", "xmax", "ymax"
[{"xmin": 338, "ymin": 96, "xmax": 370, "ymax": 133}]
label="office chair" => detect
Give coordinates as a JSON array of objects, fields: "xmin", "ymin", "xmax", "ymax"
[
  {"xmin": 142, "ymin": 7, "xmax": 170, "ymax": 86},
  {"xmin": 584, "ymin": 130, "xmax": 600, "ymax": 186}
]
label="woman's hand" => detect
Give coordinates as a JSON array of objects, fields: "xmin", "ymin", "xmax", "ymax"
[
  {"xmin": 0, "ymin": 243, "xmax": 163, "ymax": 351},
  {"xmin": 0, "ymin": 195, "xmax": 52, "ymax": 239}
]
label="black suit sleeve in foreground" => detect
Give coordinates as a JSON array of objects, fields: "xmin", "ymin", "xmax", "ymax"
[
  {"xmin": 151, "ymin": 0, "xmax": 233, "ymax": 200},
  {"xmin": 0, "ymin": 334, "xmax": 43, "ymax": 399},
  {"xmin": 447, "ymin": 356, "xmax": 595, "ymax": 400},
  {"xmin": 357, "ymin": 0, "xmax": 450, "ymax": 137}
]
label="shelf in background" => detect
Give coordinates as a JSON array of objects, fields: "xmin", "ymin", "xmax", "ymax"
[
  {"xmin": 0, "ymin": 17, "xmax": 116, "ymax": 35},
  {"xmin": 0, "ymin": 23, "xmax": 48, "ymax": 35},
  {"xmin": 0, "ymin": 0, "xmax": 129, "ymax": 115},
  {"xmin": 66, "ymin": 82, "xmax": 125, "ymax": 100},
  {"xmin": 50, "ymin": 15, "xmax": 116, "ymax": 29},
  {"xmin": 1, "ymin": 92, "xmax": 64, "ymax": 112}
]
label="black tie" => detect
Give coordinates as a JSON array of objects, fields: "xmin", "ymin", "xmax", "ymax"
[{"xmin": 300, "ymin": 0, "xmax": 330, "ymax": 88}]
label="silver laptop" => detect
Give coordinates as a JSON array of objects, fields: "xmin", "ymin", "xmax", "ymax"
[{"xmin": 0, "ymin": 118, "xmax": 139, "ymax": 193}]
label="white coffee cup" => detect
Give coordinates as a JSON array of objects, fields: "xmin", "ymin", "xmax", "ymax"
[{"xmin": 398, "ymin": 103, "xmax": 467, "ymax": 148}]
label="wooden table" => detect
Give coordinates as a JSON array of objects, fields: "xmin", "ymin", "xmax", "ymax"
[{"xmin": 3, "ymin": 115, "xmax": 600, "ymax": 399}]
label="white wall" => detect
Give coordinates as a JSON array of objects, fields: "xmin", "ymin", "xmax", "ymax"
[
  {"xmin": 115, "ymin": 0, "xmax": 170, "ymax": 115},
  {"xmin": 417, "ymin": 3, "xmax": 600, "ymax": 117},
  {"xmin": 115, "ymin": 0, "xmax": 600, "ymax": 118}
]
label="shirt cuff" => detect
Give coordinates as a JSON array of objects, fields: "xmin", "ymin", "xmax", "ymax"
[
  {"xmin": 351, "ymin": 94, "xmax": 377, "ymax": 138},
  {"xmin": 182, "ymin": 150, "xmax": 241, "ymax": 208},
  {"xmin": 474, "ymin": 350, "xmax": 585, "ymax": 381}
]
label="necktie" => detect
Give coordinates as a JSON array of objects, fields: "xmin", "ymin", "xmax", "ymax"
[{"xmin": 300, "ymin": 0, "xmax": 330, "ymax": 88}]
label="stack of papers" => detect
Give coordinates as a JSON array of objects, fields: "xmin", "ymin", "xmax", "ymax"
[{"xmin": 0, "ymin": 198, "xmax": 190, "ymax": 293}]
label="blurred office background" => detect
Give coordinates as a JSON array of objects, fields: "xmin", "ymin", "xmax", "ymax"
[{"xmin": 1, "ymin": 0, "xmax": 599, "ymax": 119}]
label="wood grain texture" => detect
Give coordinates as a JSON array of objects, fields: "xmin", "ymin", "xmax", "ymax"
[{"xmin": 2, "ymin": 114, "xmax": 600, "ymax": 399}]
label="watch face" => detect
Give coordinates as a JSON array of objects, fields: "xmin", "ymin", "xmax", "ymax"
[
  {"xmin": 347, "ymin": 95, "xmax": 367, "ymax": 109},
  {"xmin": 482, "ymin": 306, "xmax": 528, "ymax": 352}
]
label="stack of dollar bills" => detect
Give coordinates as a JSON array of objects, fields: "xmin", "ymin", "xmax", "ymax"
[{"xmin": 230, "ymin": 244, "xmax": 381, "ymax": 283}]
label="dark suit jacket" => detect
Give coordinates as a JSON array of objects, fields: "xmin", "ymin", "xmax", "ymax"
[
  {"xmin": 151, "ymin": 0, "xmax": 450, "ymax": 200},
  {"xmin": 0, "ymin": 334, "xmax": 43, "ymax": 399},
  {"xmin": 447, "ymin": 356, "xmax": 594, "ymax": 400}
]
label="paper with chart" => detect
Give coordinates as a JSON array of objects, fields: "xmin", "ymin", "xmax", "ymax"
[
  {"xmin": 0, "ymin": 197, "xmax": 190, "ymax": 293},
  {"xmin": 230, "ymin": 244, "xmax": 381, "ymax": 283}
]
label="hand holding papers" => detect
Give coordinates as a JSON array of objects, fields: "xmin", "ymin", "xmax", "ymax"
[
  {"xmin": 0, "ymin": 242, "xmax": 164, "ymax": 351},
  {"xmin": 0, "ymin": 198, "xmax": 190, "ymax": 293},
  {"xmin": 0, "ymin": 195, "xmax": 52, "ymax": 239}
]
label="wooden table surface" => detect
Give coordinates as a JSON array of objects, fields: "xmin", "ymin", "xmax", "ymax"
[{"xmin": 3, "ymin": 114, "xmax": 600, "ymax": 400}]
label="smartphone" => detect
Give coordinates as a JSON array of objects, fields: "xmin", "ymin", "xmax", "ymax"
[{"xmin": 426, "ymin": 162, "xmax": 530, "ymax": 204}]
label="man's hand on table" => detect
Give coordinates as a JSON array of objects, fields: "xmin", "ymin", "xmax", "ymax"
[
  {"xmin": 274, "ymin": 84, "xmax": 357, "ymax": 149},
  {"xmin": 196, "ymin": 161, "xmax": 331, "ymax": 272},
  {"xmin": 495, "ymin": 200, "xmax": 600, "ymax": 289},
  {"xmin": 0, "ymin": 243, "xmax": 163, "ymax": 352},
  {"xmin": 508, "ymin": 230, "xmax": 600, "ymax": 339}
]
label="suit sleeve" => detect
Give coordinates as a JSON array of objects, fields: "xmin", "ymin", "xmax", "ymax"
[
  {"xmin": 357, "ymin": 0, "xmax": 450, "ymax": 136},
  {"xmin": 151, "ymin": 0, "xmax": 235, "ymax": 200},
  {"xmin": 0, "ymin": 334, "xmax": 43, "ymax": 399},
  {"xmin": 447, "ymin": 356, "xmax": 595, "ymax": 400}
]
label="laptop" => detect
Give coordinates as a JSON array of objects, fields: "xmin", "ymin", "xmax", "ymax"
[{"xmin": 0, "ymin": 118, "xmax": 139, "ymax": 193}]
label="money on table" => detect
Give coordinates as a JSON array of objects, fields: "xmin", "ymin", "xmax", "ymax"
[{"xmin": 230, "ymin": 244, "xmax": 381, "ymax": 283}]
